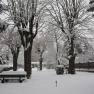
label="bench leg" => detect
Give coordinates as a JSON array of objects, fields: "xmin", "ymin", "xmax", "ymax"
[
  {"xmin": 1, "ymin": 78, "xmax": 5, "ymax": 83},
  {"xmin": 19, "ymin": 78, "xmax": 23, "ymax": 83},
  {"xmin": 19, "ymin": 80, "xmax": 22, "ymax": 83},
  {"xmin": 5, "ymin": 79, "xmax": 8, "ymax": 82}
]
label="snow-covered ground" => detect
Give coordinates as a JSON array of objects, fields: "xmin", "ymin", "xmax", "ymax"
[{"xmin": 0, "ymin": 68, "xmax": 94, "ymax": 94}]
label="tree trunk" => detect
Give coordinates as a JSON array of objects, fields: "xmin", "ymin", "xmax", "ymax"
[
  {"xmin": 39, "ymin": 57, "xmax": 43, "ymax": 71},
  {"xmin": 68, "ymin": 37, "xmax": 75, "ymax": 74},
  {"xmin": 13, "ymin": 53, "xmax": 18, "ymax": 71},
  {"xmin": 12, "ymin": 48, "xmax": 20, "ymax": 71},
  {"xmin": 24, "ymin": 44, "xmax": 32, "ymax": 79},
  {"xmin": 68, "ymin": 55, "xmax": 75, "ymax": 74}
]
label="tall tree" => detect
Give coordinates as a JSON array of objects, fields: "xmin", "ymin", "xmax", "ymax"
[
  {"xmin": 0, "ymin": 26, "xmax": 21, "ymax": 71},
  {"xmin": 46, "ymin": 0, "xmax": 92, "ymax": 74},
  {"xmin": 7, "ymin": 0, "xmax": 46, "ymax": 78},
  {"xmin": 34, "ymin": 38, "xmax": 47, "ymax": 70}
]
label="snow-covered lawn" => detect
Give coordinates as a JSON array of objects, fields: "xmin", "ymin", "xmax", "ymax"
[{"xmin": 0, "ymin": 68, "xmax": 94, "ymax": 94}]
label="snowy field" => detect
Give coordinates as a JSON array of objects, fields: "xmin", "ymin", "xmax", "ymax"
[{"xmin": 0, "ymin": 68, "xmax": 94, "ymax": 94}]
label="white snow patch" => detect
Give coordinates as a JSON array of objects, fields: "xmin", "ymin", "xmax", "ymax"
[
  {"xmin": 0, "ymin": 70, "xmax": 26, "ymax": 75},
  {"xmin": 0, "ymin": 69, "xmax": 94, "ymax": 94}
]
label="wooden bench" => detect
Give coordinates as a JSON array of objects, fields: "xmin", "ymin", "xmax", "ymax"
[{"xmin": 0, "ymin": 71, "xmax": 26, "ymax": 83}]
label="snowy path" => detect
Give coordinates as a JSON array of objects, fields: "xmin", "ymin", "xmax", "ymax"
[{"xmin": 0, "ymin": 69, "xmax": 94, "ymax": 94}]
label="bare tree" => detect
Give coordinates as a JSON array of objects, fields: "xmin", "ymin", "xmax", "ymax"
[
  {"xmin": 7, "ymin": 0, "xmax": 46, "ymax": 78},
  {"xmin": 46, "ymin": 0, "xmax": 93, "ymax": 74},
  {"xmin": 34, "ymin": 38, "xmax": 47, "ymax": 71},
  {"xmin": 0, "ymin": 26, "xmax": 21, "ymax": 71},
  {"xmin": 0, "ymin": 44, "xmax": 9, "ymax": 64}
]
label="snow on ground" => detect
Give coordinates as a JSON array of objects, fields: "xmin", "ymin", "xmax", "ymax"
[{"xmin": 0, "ymin": 68, "xmax": 94, "ymax": 94}]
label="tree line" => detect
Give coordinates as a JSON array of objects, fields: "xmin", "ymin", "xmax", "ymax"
[{"xmin": 0, "ymin": 0, "xmax": 94, "ymax": 78}]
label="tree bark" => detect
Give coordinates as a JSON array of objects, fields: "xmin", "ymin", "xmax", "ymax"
[
  {"xmin": 68, "ymin": 37, "xmax": 75, "ymax": 74},
  {"xmin": 68, "ymin": 55, "xmax": 75, "ymax": 74},
  {"xmin": 39, "ymin": 57, "xmax": 43, "ymax": 71},
  {"xmin": 12, "ymin": 48, "xmax": 20, "ymax": 71},
  {"xmin": 24, "ymin": 42, "xmax": 33, "ymax": 79},
  {"xmin": 13, "ymin": 53, "xmax": 18, "ymax": 71}
]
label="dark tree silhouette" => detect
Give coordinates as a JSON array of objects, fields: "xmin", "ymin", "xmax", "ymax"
[{"xmin": 7, "ymin": 0, "xmax": 46, "ymax": 78}]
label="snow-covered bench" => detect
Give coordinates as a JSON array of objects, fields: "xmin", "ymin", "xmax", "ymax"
[{"xmin": 0, "ymin": 70, "xmax": 26, "ymax": 83}]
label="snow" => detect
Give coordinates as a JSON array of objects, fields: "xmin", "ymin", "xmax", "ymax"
[
  {"xmin": 0, "ymin": 70, "xmax": 26, "ymax": 75},
  {"xmin": 0, "ymin": 64, "xmax": 13, "ymax": 71},
  {"xmin": 0, "ymin": 69, "xmax": 94, "ymax": 94}
]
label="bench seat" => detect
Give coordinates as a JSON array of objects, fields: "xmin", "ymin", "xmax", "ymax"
[{"xmin": 0, "ymin": 71, "xmax": 26, "ymax": 83}]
